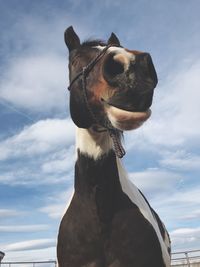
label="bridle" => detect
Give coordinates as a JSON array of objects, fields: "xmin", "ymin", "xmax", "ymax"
[{"xmin": 68, "ymin": 44, "xmax": 126, "ymax": 158}]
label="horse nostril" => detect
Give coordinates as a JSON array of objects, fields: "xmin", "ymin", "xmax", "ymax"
[
  {"xmin": 103, "ymin": 53, "xmax": 124, "ymax": 80},
  {"xmin": 136, "ymin": 53, "xmax": 158, "ymax": 85}
]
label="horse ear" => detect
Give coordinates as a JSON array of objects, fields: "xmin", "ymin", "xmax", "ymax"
[
  {"xmin": 108, "ymin": 32, "xmax": 120, "ymax": 46},
  {"xmin": 64, "ymin": 26, "xmax": 81, "ymax": 52}
]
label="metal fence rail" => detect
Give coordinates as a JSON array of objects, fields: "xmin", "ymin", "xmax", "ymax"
[
  {"xmin": 0, "ymin": 261, "xmax": 57, "ymax": 267},
  {"xmin": 1, "ymin": 250, "xmax": 200, "ymax": 267},
  {"xmin": 171, "ymin": 249, "xmax": 200, "ymax": 267}
]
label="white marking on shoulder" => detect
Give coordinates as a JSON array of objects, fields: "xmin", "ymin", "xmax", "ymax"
[
  {"xmin": 164, "ymin": 226, "xmax": 171, "ymax": 251},
  {"xmin": 76, "ymin": 127, "xmax": 113, "ymax": 160},
  {"xmin": 116, "ymin": 158, "xmax": 171, "ymax": 267},
  {"xmin": 62, "ymin": 189, "xmax": 74, "ymax": 217}
]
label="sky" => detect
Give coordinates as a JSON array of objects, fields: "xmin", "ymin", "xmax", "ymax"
[{"xmin": 0, "ymin": 0, "xmax": 200, "ymax": 262}]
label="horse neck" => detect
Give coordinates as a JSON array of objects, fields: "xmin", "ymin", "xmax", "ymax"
[
  {"xmin": 75, "ymin": 127, "xmax": 113, "ymax": 160},
  {"xmin": 74, "ymin": 127, "xmax": 121, "ymax": 194}
]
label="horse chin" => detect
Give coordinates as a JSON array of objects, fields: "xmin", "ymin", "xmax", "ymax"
[{"xmin": 106, "ymin": 105, "xmax": 151, "ymax": 131}]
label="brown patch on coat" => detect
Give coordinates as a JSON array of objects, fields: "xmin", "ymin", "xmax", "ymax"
[{"xmin": 91, "ymin": 79, "xmax": 115, "ymax": 103}]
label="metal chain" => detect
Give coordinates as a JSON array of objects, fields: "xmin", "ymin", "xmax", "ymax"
[
  {"xmin": 109, "ymin": 130, "xmax": 126, "ymax": 158},
  {"xmin": 104, "ymin": 119, "xmax": 126, "ymax": 158}
]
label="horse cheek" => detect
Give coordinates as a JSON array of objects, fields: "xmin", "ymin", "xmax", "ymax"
[{"xmin": 70, "ymin": 88, "xmax": 94, "ymax": 128}]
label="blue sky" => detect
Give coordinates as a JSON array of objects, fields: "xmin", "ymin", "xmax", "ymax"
[{"xmin": 0, "ymin": 0, "xmax": 200, "ymax": 262}]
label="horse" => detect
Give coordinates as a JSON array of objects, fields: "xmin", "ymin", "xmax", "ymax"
[{"xmin": 57, "ymin": 26, "xmax": 171, "ymax": 267}]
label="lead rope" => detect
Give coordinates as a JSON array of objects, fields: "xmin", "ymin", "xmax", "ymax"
[
  {"xmin": 109, "ymin": 130, "xmax": 126, "ymax": 158},
  {"xmin": 104, "ymin": 119, "xmax": 126, "ymax": 158}
]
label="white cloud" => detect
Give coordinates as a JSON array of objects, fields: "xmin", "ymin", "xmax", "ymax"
[
  {"xmin": 129, "ymin": 168, "xmax": 182, "ymax": 196},
  {"xmin": 179, "ymin": 210, "xmax": 200, "ymax": 220},
  {"xmin": 0, "ymin": 224, "xmax": 49, "ymax": 233},
  {"xmin": 41, "ymin": 146, "xmax": 75, "ymax": 174},
  {"xmin": 128, "ymin": 166, "xmax": 200, "ymax": 251},
  {"xmin": 170, "ymin": 227, "xmax": 200, "ymax": 251},
  {"xmin": 125, "ymin": 60, "xmax": 200, "ymax": 150},
  {"xmin": 160, "ymin": 187, "xmax": 200, "ymax": 206},
  {"xmin": 0, "ymin": 54, "xmax": 68, "ymax": 113},
  {"xmin": 160, "ymin": 150, "xmax": 200, "ymax": 171},
  {"xmin": 1, "ymin": 238, "xmax": 56, "ymax": 252},
  {"xmin": 0, "ymin": 118, "xmax": 75, "ymax": 161},
  {"xmin": 0, "ymin": 167, "xmax": 74, "ymax": 186},
  {"xmin": 39, "ymin": 187, "xmax": 74, "ymax": 219},
  {"xmin": 39, "ymin": 204, "xmax": 66, "ymax": 220},
  {"xmin": 0, "ymin": 158, "xmax": 74, "ymax": 187},
  {"xmin": 0, "ymin": 10, "xmax": 73, "ymax": 114},
  {"xmin": 0, "ymin": 209, "xmax": 20, "ymax": 218},
  {"xmin": 150, "ymin": 186, "xmax": 200, "ymax": 237},
  {"xmin": 150, "ymin": 61, "xmax": 200, "ymax": 144},
  {"xmin": 0, "ymin": 118, "xmax": 75, "ymax": 186},
  {"xmin": 0, "ymin": 9, "xmax": 90, "ymax": 114}
]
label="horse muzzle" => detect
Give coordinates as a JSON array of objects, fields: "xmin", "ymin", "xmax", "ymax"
[{"xmin": 102, "ymin": 52, "xmax": 158, "ymax": 112}]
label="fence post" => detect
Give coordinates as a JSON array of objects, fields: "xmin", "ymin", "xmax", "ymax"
[{"xmin": 185, "ymin": 252, "xmax": 190, "ymax": 267}]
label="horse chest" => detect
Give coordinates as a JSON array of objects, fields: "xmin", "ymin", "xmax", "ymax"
[{"xmin": 57, "ymin": 152, "xmax": 165, "ymax": 267}]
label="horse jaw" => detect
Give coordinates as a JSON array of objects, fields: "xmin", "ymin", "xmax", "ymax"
[{"xmin": 105, "ymin": 105, "xmax": 151, "ymax": 131}]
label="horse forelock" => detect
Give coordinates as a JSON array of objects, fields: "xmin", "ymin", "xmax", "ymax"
[{"xmin": 82, "ymin": 39, "xmax": 107, "ymax": 48}]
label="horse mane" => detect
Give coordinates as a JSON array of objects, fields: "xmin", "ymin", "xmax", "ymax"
[{"xmin": 82, "ymin": 39, "xmax": 107, "ymax": 47}]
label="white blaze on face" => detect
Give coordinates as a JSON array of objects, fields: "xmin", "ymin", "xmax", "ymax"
[{"xmin": 95, "ymin": 45, "xmax": 135, "ymax": 71}]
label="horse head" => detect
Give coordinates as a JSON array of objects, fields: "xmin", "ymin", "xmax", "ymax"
[{"xmin": 65, "ymin": 26, "xmax": 158, "ymax": 132}]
